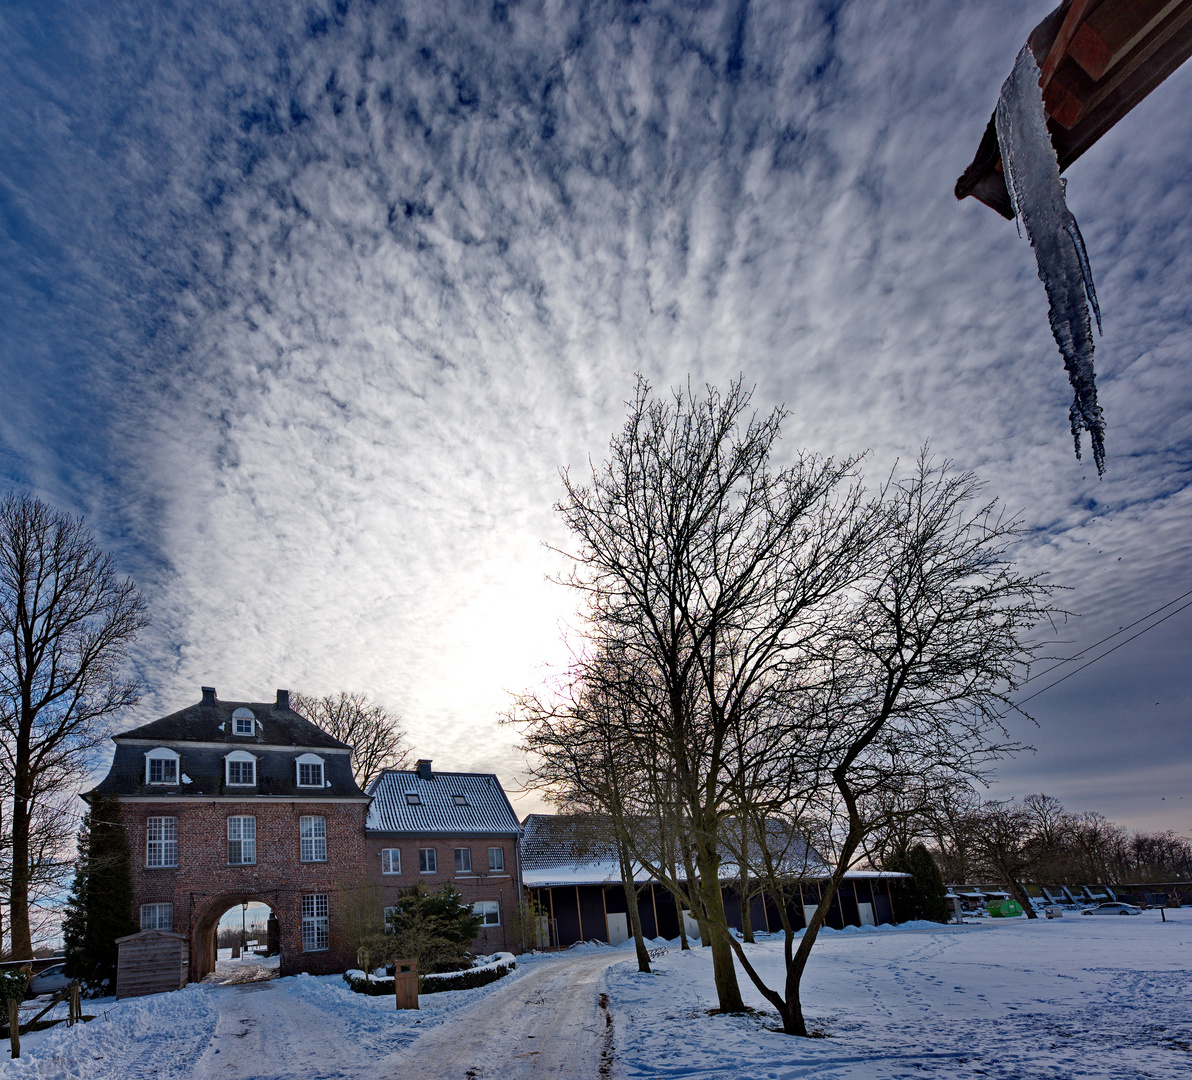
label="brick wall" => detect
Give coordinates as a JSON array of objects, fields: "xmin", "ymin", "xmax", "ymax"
[
  {"xmin": 122, "ymin": 799, "xmax": 370, "ymax": 979},
  {"xmin": 365, "ymin": 835, "xmax": 522, "ymax": 954}
]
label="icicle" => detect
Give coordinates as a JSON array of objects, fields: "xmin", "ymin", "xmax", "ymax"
[{"xmin": 996, "ymin": 45, "xmax": 1105, "ymax": 474}]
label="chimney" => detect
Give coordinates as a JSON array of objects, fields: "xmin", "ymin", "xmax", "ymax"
[
  {"xmin": 276, "ymin": 689, "xmax": 290, "ymax": 710},
  {"xmin": 201, "ymin": 686, "xmax": 217, "ymax": 706},
  {"xmin": 416, "ymin": 759, "xmax": 433, "ymax": 781}
]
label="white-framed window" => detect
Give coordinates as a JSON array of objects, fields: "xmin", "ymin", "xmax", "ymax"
[
  {"xmin": 140, "ymin": 903, "xmax": 173, "ymax": 930},
  {"xmin": 300, "ymin": 816, "xmax": 326, "ymax": 862},
  {"xmin": 383, "ymin": 905, "xmax": 398, "ymax": 929},
  {"xmin": 418, "ymin": 847, "xmax": 436, "ymax": 873},
  {"xmin": 454, "ymin": 848, "xmax": 472, "ymax": 873},
  {"xmin": 225, "ymin": 751, "xmax": 256, "ymax": 787},
  {"xmin": 296, "ymin": 753, "xmax": 325, "ymax": 788},
  {"xmin": 488, "ymin": 847, "xmax": 505, "ymax": 872},
  {"xmin": 145, "ymin": 748, "xmax": 180, "ymax": 785},
  {"xmin": 381, "ymin": 848, "xmax": 401, "ymax": 875},
  {"xmin": 227, "ymin": 816, "xmax": 256, "ymax": 865},
  {"xmin": 473, "ymin": 900, "xmax": 500, "ymax": 926},
  {"xmin": 232, "ymin": 707, "xmax": 256, "ymax": 736},
  {"xmin": 146, "ymin": 816, "xmax": 178, "ymax": 868},
  {"xmin": 301, "ymin": 893, "xmax": 329, "ymax": 951}
]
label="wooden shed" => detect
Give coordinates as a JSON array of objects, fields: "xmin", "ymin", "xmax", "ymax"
[{"xmin": 115, "ymin": 929, "xmax": 189, "ymax": 999}]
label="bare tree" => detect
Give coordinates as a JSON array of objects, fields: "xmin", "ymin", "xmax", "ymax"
[
  {"xmin": 711, "ymin": 455, "xmax": 1052, "ymax": 1036},
  {"xmin": 553, "ymin": 377, "xmax": 878, "ymax": 1013},
  {"xmin": 0, "ymin": 491, "xmax": 147, "ymax": 958},
  {"xmin": 290, "ymin": 691, "xmax": 410, "ymax": 790}
]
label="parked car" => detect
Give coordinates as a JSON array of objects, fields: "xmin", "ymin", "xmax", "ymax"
[
  {"xmin": 1081, "ymin": 902, "xmax": 1141, "ymax": 916},
  {"xmin": 26, "ymin": 963, "xmax": 71, "ymax": 995}
]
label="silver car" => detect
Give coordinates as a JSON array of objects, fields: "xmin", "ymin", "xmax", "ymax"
[
  {"xmin": 27, "ymin": 963, "xmax": 71, "ymax": 995},
  {"xmin": 1080, "ymin": 902, "xmax": 1141, "ymax": 916}
]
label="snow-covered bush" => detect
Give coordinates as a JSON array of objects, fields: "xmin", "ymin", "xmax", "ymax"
[{"xmin": 342, "ymin": 953, "xmax": 516, "ymax": 996}]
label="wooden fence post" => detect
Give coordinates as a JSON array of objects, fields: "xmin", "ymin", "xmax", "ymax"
[{"xmin": 7, "ymin": 998, "xmax": 19, "ymax": 1059}]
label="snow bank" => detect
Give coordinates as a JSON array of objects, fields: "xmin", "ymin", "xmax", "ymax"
[
  {"xmin": 343, "ymin": 952, "xmax": 517, "ymax": 996},
  {"xmin": 608, "ymin": 907, "xmax": 1192, "ymax": 1079}
]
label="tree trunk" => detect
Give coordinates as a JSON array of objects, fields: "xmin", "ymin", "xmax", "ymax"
[
  {"xmin": 695, "ymin": 843, "xmax": 745, "ymax": 1013},
  {"xmin": 739, "ymin": 868, "xmax": 754, "ymax": 943},
  {"xmin": 9, "ymin": 788, "xmax": 31, "ymax": 959},
  {"xmin": 617, "ymin": 842, "xmax": 651, "ymax": 973},
  {"xmin": 1006, "ymin": 877, "xmax": 1038, "ymax": 919}
]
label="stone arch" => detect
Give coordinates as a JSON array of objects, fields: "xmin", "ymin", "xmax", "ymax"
[{"xmin": 189, "ymin": 890, "xmax": 283, "ymax": 983}]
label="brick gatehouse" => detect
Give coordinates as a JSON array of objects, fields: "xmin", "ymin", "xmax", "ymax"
[{"xmin": 87, "ymin": 688, "xmax": 523, "ymax": 980}]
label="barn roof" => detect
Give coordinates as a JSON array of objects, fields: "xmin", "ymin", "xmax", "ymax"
[
  {"xmin": 365, "ymin": 765, "xmax": 521, "ymax": 837},
  {"xmin": 956, "ymin": 0, "xmax": 1192, "ymax": 218}
]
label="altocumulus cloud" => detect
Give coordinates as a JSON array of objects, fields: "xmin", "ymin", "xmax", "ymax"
[{"xmin": 1, "ymin": 0, "xmax": 1189, "ymax": 827}]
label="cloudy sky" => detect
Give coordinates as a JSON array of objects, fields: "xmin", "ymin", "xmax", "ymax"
[{"xmin": 2, "ymin": 0, "xmax": 1189, "ymax": 834}]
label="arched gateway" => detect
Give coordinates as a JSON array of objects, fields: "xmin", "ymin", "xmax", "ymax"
[{"xmin": 86, "ymin": 687, "xmax": 372, "ymax": 980}]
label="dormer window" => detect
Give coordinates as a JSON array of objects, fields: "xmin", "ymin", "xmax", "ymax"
[
  {"xmin": 232, "ymin": 708, "xmax": 256, "ymax": 736},
  {"xmin": 145, "ymin": 748, "xmax": 180, "ymax": 785},
  {"xmin": 225, "ymin": 750, "xmax": 257, "ymax": 787},
  {"xmin": 296, "ymin": 753, "xmax": 324, "ymax": 788},
  {"xmin": 405, "ymin": 792, "xmax": 421, "ymax": 805}
]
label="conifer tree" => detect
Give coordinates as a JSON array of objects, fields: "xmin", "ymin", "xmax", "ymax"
[
  {"xmin": 62, "ymin": 796, "xmax": 137, "ymax": 993},
  {"xmin": 887, "ymin": 842, "xmax": 950, "ymax": 924}
]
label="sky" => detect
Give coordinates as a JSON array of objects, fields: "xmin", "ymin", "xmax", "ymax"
[{"xmin": 1, "ymin": 0, "xmax": 1189, "ymax": 836}]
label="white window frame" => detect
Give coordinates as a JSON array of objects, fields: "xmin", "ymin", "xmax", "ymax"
[
  {"xmin": 488, "ymin": 847, "xmax": 505, "ymax": 872},
  {"xmin": 381, "ymin": 848, "xmax": 401, "ymax": 875},
  {"xmin": 473, "ymin": 900, "xmax": 500, "ymax": 927},
  {"xmin": 383, "ymin": 905, "xmax": 399, "ymax": 929},
  {"xmin": 227, "ymin": 815, "xmax": 257, "ymax": 865},
  {"xmin": 140, "ymin": 902, "xmax": 173, "ymax": 930},
  {"xmin": 232, "ymin": 708, "xmax": 256, "ymax": 736},
  {"xmin": 301, "ymin": 893, "xmax": 329, "ymax": 952},
  {"xmin": 225, "ymin": 750, "xmax": 257, "ymax": 787},
  {"xmin": 418, "ymin": 847, "xmax": 436, "ymax": 873},
  {"xmin": 145, "ymin": 748, "xmax": 180, "ymax": 785},
  {"xmin": 146, "ymin": 816, "xmax": 178, "ymax": 868},
  {"xmin": 454, "ymin": 847, "xmax": 472, "ymax": 873},
  {"xmin": 296, "ymin": 753, "xmax": 325, "ymax": 788},
  {"xmin": 300, "ymin": 815, "xmax": 327, "ymax": 862}
]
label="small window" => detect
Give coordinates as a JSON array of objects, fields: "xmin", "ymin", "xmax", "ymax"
[
  {"xmin": 296, "ymin": 754, "xmax": 325, "ymax": 788},
  {"xmin": 473, "ymin": 900, "xmax": 500, "ymax": 926},
  {"xmin": 454, "ymin": 848, "xmax": 472, "ymax": 873},
  {"xmin": 405, "ymin": 792, "xmax": 421, "ymax": 805},
  {"xmin": 232, "ymin": 708, "xmax": 255, "ymax": 736},
  {"xmin": 140, "ymin": 903, "xmax": 173, "ymax": 931},
  {"xmin": 301, "ymin": 893, "xmax": 329, "ymax": 951},
  {"xmin": 300, "ymin": 816, "xmax": 327, "ymax": 862},
  {"xmin": 225, "ymin": 752, "xmax": 256, "ymax": 786},
  {"xmin": 383, "ymin": 905, "xmax": 398, "ymax": 928},
  {"xmin": 381, "ymin": 848, "xmax": 401, "ymax": 875},
  {"xmin": 145, "ymin": 749, "xmax": 180, "ymax": 785},
  {"xmin": 418, "ymin": 847, "xmax": 436, "ymax": 873},
  {"xmin": 488, "ymin": 847, "xmax": 505, "ymax": 872},
  {"xmin": 227, "ymin": 816, "xmax": 256, "ymax": 865},
  {"xmin": 452, "ymin": 794, "xmax": 469, "ymax": 806},
  {"xmin": 146, "ymin": 816, "xmax": 178, "ymax": 868}
]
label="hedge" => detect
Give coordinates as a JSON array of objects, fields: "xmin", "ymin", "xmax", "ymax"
[{"xmin": 343, "ymin": 953, "xmax": 516, "ymax": 996}]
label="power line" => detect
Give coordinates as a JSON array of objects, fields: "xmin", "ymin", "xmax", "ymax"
[
  {"xmin": 1014, "ymin": 596, "xmax": 1192, "ymax": 707},
  {"xmin": 1019, "ymin": 586, "xmax": 1192, "ymax": 688}
]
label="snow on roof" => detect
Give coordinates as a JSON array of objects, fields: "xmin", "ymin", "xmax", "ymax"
[{"xmin": 365, "ymin": 769, "xmax": 520, "ymax": 836}]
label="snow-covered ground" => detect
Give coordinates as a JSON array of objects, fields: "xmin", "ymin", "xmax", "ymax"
[
  {"xmin": 2, "ymin": 911, "xmax": 1188, "ymax": 1079},
  {"xmin": 613, "ymin": 910, "xmax": 1192, "ymax": 1079}
]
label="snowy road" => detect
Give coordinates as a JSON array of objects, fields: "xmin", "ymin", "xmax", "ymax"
[{"xmin": 394, "ymin": 949, "xmax": 628, "ymax": 1079}]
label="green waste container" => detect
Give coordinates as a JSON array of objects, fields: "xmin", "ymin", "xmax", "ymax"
[{"xmin": 986, "ymin": 898, "xmax": 1024, "ymax": 918}]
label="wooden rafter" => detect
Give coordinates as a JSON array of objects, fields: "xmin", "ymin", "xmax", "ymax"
[{"xmin": 955, "ymin": 0, "xmax": 1192, "ymax": 219}]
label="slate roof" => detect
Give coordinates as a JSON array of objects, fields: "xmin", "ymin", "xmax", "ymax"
[
  {"xmin": 365, "ymin": 769, "xmax": 520, "ymax": 837},
  {"xmin": 115, "ymin": 691, "xmax": 349, "ymax": 749},
  {"xmin": 88, "ymin": 689, "xmax": 367, "ymax": 800}
]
